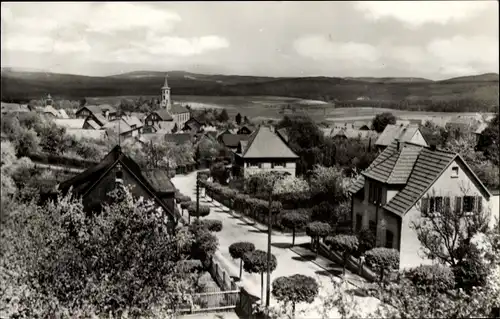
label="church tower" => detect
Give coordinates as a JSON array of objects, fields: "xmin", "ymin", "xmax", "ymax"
[
  {"xmin": 45, "ymin": 93, "xmax": 53, "ymax": 107},
  {"xmin": 160, "ymin": 74, "xmax": 172, "ymax": 112}
]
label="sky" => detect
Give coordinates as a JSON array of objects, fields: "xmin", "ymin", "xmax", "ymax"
[{"xmin": 1, "ymin": 1, "xmax": 498, "ymax": 79}]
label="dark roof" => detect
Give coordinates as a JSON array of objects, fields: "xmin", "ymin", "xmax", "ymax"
[
  {"xmin": 348, "ymin": 175, "xmax": 365, "ymax": 194},
  {"xmin": 78, "ymin": 104, "xmax": 117, "ymax": 115},
  {"xmin": 143, "ymin": 169, "xmax": 175, "ymax": 193},
  {"xmin": 170, "ymin": 104, "xmax": 189, "ymax": 115},
  {"xmin": 58, "ymin": 145, "xmax": 179, "ymax": 221},
  {"xmin": 221, "ymin": 134, "xmax": 249, "ymax": 148},
  {"xmin": 164, "ymin": 133, "xmax": 192, "ymax": 145},
  {"xmin": 362, "ymin": 142, "xmax": 423, "ymax": 184},
  {"xmin": 240, "ymin": 126, "xmax": 298, "ymax": 159},
  {"xmin": 152, "ymin": 110, "xmax": 173, "ymax": 121}
]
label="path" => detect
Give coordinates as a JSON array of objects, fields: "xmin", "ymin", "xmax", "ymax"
[{"xmin": 172, "ymin": 172, "xmax": 380, "ymax": 318}]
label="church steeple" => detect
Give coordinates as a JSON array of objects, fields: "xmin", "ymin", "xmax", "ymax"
[{"xmin": 160, "ymin": 73, "xmax": 172, "ymax": 111}]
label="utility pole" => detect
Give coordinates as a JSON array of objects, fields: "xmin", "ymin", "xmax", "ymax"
[
  {"xmin": 266, "ymin": 176, "xmax": 280, "ymax": 309},
  {"xmin": 196, "ymin": 173, "xmax": 200, "ymax": 220}
]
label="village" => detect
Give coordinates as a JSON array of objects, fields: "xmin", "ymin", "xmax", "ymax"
[{"xmin": 1, "ymin": 73, "xmax": 499, "ymax": 319}]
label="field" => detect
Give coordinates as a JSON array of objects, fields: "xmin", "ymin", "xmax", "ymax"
[{"xmin": 86, "ymin": 95, "xmax": 495, "ymax": 126}]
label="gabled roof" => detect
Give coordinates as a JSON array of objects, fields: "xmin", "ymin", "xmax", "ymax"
[
  {"xmin": 103, "ymin": 119, "xmax": 132, "ymax": 134},
  {"xmin": 78, "ymin": 104, "xmax": 117, "ymax": 115},
  {"xmin": 363, "ymin": 142, "xmax": 422, "ymax": 184},
  {"xmin": 59, "ymin": 145, "xmax": 179, "ymax": 221},
  {"xmin": 93, "ymin": 114, "xmax": 108, "ymax": 126},
  {"xmin": 170, "ymin": 104, "xmax": 189, "ymax": 115},
  {"xmin": 143, "ymin": 169, "xmax": 175, "ymax": 193},
  {"xmin": 375, "ymin": 124, "xmax": 422, "ymax": 147},
  {"xmin": 220, "ymin": 134, "xmax": 249, "ymax": 148},
  {"xmin": 122, "ymin": 115, "xmax": 143, "ymax": 128},
  {"xmin": 43, "ymin": 105, "xmax": 60, "ymax": 117},
  {"xmin": 238, "ymin": 126, "xmax": 299, "ymax": 159},
  {"xmin": 350, "ymin": 140, "xmax": 493, "ymax": 217},
  {"xmin": 151, "ymin": 110, "xmax": 173, "ymax": 121},
  {"xmin": 85, "ymin": 119, "xmax": 101, "ymax": 130},
  {"xmin": 54, "ymin": 119, "xmax": 85, "ymax": 129},
  {"xmin": 474, "ymin": 123, "xmax": 488, "ymax": 135},
  {"xmin": 58, "ymin": 109, "xmax": 69, "ymax": 119}
]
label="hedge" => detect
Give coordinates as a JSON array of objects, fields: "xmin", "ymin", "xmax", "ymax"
[
  {"xmin": 405, "ymin": 264, "xmax": 455, "ymax": 292},
  {"xmin": 198, "ymin": 219, "xmax": 223, "ymax": 232},
  {"xmin": 364, "ymin": 247, "xmax": 400, "ymax": 283},
  {"xmin": 27, "ymin": 152, "xmax": 99, "ymax": 169}
]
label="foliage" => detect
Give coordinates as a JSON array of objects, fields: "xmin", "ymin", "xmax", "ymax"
[
  {"xmin": 216, "ymin": 109, "xmax": 230, "ymax": 122},
  {"xmin": 210, "ymin": 162, "xmax": 229, "ymax": 185},
  {"xmin": 272, "ymin": 274, "xmax": 319, "ymax": 317},
  {"xmin": 1, "ymin": 141, "xmax": 17, "ymax": 169},
  {"xmin": 143, "ymin": 141, "xmax": 170, "ymax": 169},
  {"xmin": 38, "ymin": 122, "xmax": 68, "ymax": 155},
  {"xmin": 405, "ymin": 264, "xmax": 455, "ymax": 292},
  {"xmin": 14, "ymin": 127, "xmax": 40, "ymax": 156},
  {"xmin": 188, "ymin": 221, "xmax": 219, "ymax": 266},
  {"xmin": 356, "ymin": 228, "xmax": 376, "ymax": 256},
  {"xmin": 229, "ymin": 242, "xmax": 256, "ymax": 279},
  {"xmin": 198, "ymin": 219, "xmax": 223, "ymax": 232},
  {"xmin": 476, "ymin": 113, "xmax": 499, "ymax": 164},
  {"xmin": 242, "ymin": 249, "xmax": 278, "ymax": 273},
  {"xmin": 452, "ymin": 246, "xmax": 489, "ymax": 292},
  {"xmin": 306, "ymin": 221, "xmax": 332, "ymax": 252},
  {"xmin": 187, "ymin": 204, "xmax": 210, "ymax": 217},
  {"xmin": 195, "ymin": 136, "xmax": 220, "ymax": 161},
  {"xmin": 311, "ymin": 201, "xmax": 334, "ymax": 223},
  {"xmin": 325, "ymin": 235, "xmax": 359, "ymax": 275},
  {"xmin": 326, "ymin": 137, "xmax": 379, "ymax": 176},
  {"xmin": 364, "ymin": 247, "xmax": 400, "ymax": 283},
  {"xmin": 309, "ymin": 165, "xmax": 348, "ymax": 203},
  {"xmin": 281, "ymin": 210, "xmax": 309, "ymax": 246},
  {"xmin": 420, "ymin": 120, "xmax": 450, "ymax": 148},
  {"xmin": 0, "ymin": 187, "xmax": 199, "ymax": 317},
  {"xmin": 235, "ymin": 113, "xmax": 242, "ymax": 125},
  {"xmin": 372, "ymin": 112, "xmax": 396, "ymax": 133}
]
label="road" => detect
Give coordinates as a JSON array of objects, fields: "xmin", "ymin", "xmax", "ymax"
[{"xmin": 172, "ymin": 172, "xmax": 380, "ymax": 318}]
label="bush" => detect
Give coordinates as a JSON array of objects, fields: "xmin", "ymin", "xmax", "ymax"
[
  {"xmin": 243, "ymin": 249, "xmax": 278, "ymax": 300},
  {"xmin": 372, "ymin": 112, "xmax": 396, "ymax": 133},
  {"xmin": 311, "ymin": 201, "xmax": 334, "ymax": 223},
  {"xmin": 356, "ymin": 228, "xmax": 376, "ymax": 257},
  {"xmin": 325, "ymin": 235, "xmax": 359, "ymax": 275},
  {"xmin": 405, "ymin": 264, "xmax": 455, "ymax": 292},
  {"xmin": 281, "ymin": 210, "xmax": 309, "ymax": 246},
  {"xmin": 190, "ymin": 223, "xmax": 219, "ymax": 267},
  {"xmin": 306, "ymin": 221, "xmax": 332, "ymax": 252},
  {"xmin": 199, "ymin": 219, "xmax": 223, "ymax": 232},
  {"xmin": 365, "ymin": 247, "xmax": 400, "ymax": 284},
  {"xmin": 452, "ymin": 247, "xmax": 489, "ymax": 292},
  {"xmin": 180, "ymin": 201, "xmax": 193, "ymax": 211},
  {"xmin": 179, "ymin": 195, "xmax": 191, "ymax": 203},
  {"xmin": 229, "ymin": 242, "xmax": 256, "ymax": 279},
  {"xmin": 210, "ymin": 162, "xmax": 229, "ymax": 185},
  {"xmin": 177, "ymin": 259, "xmax": 204, "ymax": 273},
  {"xmin": 188, "ymin": 204, "xmax": 210, "ymax": 218},
  {"xmin": 272, "ymin": 274, "xmax": 319, "ymax": 317}
]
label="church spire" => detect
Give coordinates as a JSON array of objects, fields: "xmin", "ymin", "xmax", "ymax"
[{"xmin": 163, "ymin": 73, "xmax": 169, "ymax": 88}]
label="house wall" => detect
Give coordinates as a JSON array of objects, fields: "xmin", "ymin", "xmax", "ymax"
[
  {"xmin": 410, "ymin": 130, "xmax": 428, "ymax": 146},
  {"xmin": 400, "ymin": 158, "xmax": 492, "ymax": 269},
  {"xmin": 489, "ymin": 194, "xmax": 499, "ymax": 230},
  {"xmin": 243, "ymin": 160, "xmax": 297, "ymax": 178}
]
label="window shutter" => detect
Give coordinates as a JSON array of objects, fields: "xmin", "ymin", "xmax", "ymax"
[
  {"xmin": 429, "ymin": 197, "xmax": 435, "ymax": 213},
  {"xmin": 475, "ymin": 196, "xmax": 482, "ymax": 213},
  {"xmin": 421, "ymin": 197, "xmax": 429, "ymax": 216},
  {"xmin": 455, "ymin": 196, "xmax": 462, "ymax": 213}
]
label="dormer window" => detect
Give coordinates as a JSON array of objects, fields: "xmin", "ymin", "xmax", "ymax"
[{"xmin": 451, "ymin": 166, "xmax": 459, "ymax": 178}]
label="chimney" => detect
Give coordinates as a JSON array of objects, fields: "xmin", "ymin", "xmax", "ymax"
[{"xmin": 430, "ymin": 144, "xmax": 437, "ymax": 151}]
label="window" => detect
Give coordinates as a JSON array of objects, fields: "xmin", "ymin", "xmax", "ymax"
[
  {"xmin": 463, "ymin": 196, "xmax": 474, "ymax": 212},
  {"xmin": 368, "ymin": 182, "xmax": 382, "ymax": 204},
  {"xmin": 257, "ymin": 163, "xmax": 262, "ymax": 169},
  {"xmin": 385, "ymin": 230, "xmax": 394, "ymax": 248},
  {"xmin": 356, "ymin": 214, "xmax": 363, "ymax": 232},
  {"xmin": 272, "ymin": 162, "xmax": 286, "ymax": 168},
  {"xmin": 451, "ymin": 166, "xmax": 459, "ymax": 178},
  {"xmin": 430, "ymin": 196, "xmax": 443, "ymax": 213}
]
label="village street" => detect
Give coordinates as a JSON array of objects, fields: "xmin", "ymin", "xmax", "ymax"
[{"xmin": 172, "ymin": 172, "xmax": 381, "ymax": 318}]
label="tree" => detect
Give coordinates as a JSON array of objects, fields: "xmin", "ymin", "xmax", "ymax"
[
  {"xmin": 38, "ymin": 122, "xmax": 68, "ymax": 155},
  {"xmin": 281, "ymin": 211, "xmax": 309, "ymax": 246},
  {"xmin": 244, "ymin": 116, "xmax": 251, "ymax": 124},
  {"xmin": 243, "ymin": 249, "xmax": 277, "ymax": 301},
  {"xmin": 229, "ymin": 242, "xmax": 256, "ymax": 279},
  {"xmin": 309, "ymin": 165, "xmax": 347, "ymax": 204},
  {"xmin": 272, "ymin": 274, "xmax": 319, "ymax": 318},
  {"xmin": 187, "ymin": 204, "xmax": 210, "ymax": 223},
  {"xmin": 210, "ymin": 162, "xmax": 229, "ymax": 185},
  {"xmin": 305, "ymin": 221, "xmax": 332, "ymax": 253},
  {"xmin": 235, "ymin": 113, "xmax": 242, "ymax": 125},
  {"xmin": 14, "ymin": 128, "xmax": 40, "ymax": 157},
  {"xmin": 172, "ymin": 123, "xmax": 179, "ymax": 133},
  {"xmin": 412, "ymin": 193, "xmax": 491, "ymax": 267},
  {"xmin": 216, "ymin": 109, "xmax": 230, "ymax": 122},
  {"xmin": 143, "ymin": 142, "xmax": 169, "ymax": 169},
  {"xmin": 364, "ymin": 247, "xmax": 399, "ymax": 284},
  {"xmin": 325, "ymin": 235, "xmax": 359, "ymax": 275},
  {"xmin": 356, "ymin": 228, "xmax": 376, "ymax": 257},
  {"xmin": 476, "ymin": 113, "xmax": 499, "ymax": 164},
  {"xmin": 372, "ymin": 112, "xmax": 396, "ymax": 133}
]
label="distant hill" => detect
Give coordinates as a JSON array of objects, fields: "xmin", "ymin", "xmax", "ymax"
[{"xmin": 1, "ymin": 69, "xmax": 498, "ymax": 112}]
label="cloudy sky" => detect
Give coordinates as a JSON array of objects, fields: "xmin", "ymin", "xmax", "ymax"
[{"xmin": 1, "ymin": 1, "xmax": 498, "ymax": 79}]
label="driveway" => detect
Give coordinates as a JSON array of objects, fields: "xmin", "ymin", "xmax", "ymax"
[{"xmin": 172, "ymin": 172, "xmax": 380, "ymax": 318}]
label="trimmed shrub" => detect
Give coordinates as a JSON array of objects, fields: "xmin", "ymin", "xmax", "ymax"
[
  {"xmin": 179, "ymin": 195, "xmax": 191, "ymax": 203},
  {"xmin": 180, "ymin": 201, "xmax": 192, "ymax": 211},
  {"xmin": 405, "ymin": 264, "xmax": 455, "ymax": 292},
  {"xmin": 243, "ymin": 250, "xmax": 277, "ymax": 301},
  {"xmin": 272, "ymin": 274, "xmax": 319, "ymax": 318},
  {"xmin": 199, "ymin": 219, "xmax": 223, "ymax": 232},
  {"xmin": 325, "ymin": 235, "xmax": 359, "ymax": 275},
  {"xmin": 281, "ymin": 210, "xmax": 309, "ymax": 246},
  {"xmin": 356, "ymin": 228, "xmax": 376, "ymax": 257},
  {"xmin": 305, "ymin": 221, "xmax": 332, "ymax": 252},
  {"xmin": 365, "ymin": 247, "xmax": 400, "ymax": 284},
  {"xmin": 187, "ymin": 204, "xmax": 210, "ymax": 221},
  {"xmin": 229, "ymin": 242, "xmax": 256, "ymax": 279}
]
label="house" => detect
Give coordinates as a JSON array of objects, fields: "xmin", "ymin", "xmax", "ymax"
[
  {"xmin": 102, "ymin": 119, "xmax": 133, "ymax": 139},
  {"xmin": 121, "ymin": 115, "xmax": 144, "ymax": 136},
  {"xmin": 348, "ymin": 141, "xmax": 497, "ymax": 269},
  {"xmin": 58, "ymin": 109, "xmax": 70, "ymax": 119},
  {"xmin": 232, "ymin": 126, "xmax": 299, "ymax": 178},
  {"xmin": 375, "ymin": 124, "xmax": 428, "ymax": 151},
  {"xmin": 76, "ymin": 104, "xmax": 117, "ymax": 121},
  {"xmin": 182, "ymin": 117, "xmax": 204, "ymax": 133},
  {"xmin": 65, "ymin": 129, "xmax": 108, "ymax": 141},
  {"xmin": 144, "ymin": 110, "xmax": 174, "ymax": 132},
  {"xmin": 237, "ymin": 125, "xmax": 255, "ymax": 135},
  {"xmin": 58, "ymin": 145, "xmax": 180, "ymax": 233},
  {"xmin": 219, "ymin": 134, "xmax": 250, "ymax": 151},
  {"xmin": 54, "ymin": 119, "xmax": 86, "ymax": 130}
]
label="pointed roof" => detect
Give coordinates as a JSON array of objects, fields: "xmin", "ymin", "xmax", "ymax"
[
  {"xmin": 163, "ymin": 74, "xmax": 169, "ymax": 88},
  {"xmin": 238, "ymin": 126, "xmax": 299, "ymax": 159},
  {"xmin": 47, "ymin": 93, "xmax": 52, "ymax": 100},
  {"xmin": 59, "ymin": 145, "xmax": 179, "ymax": 221}
]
